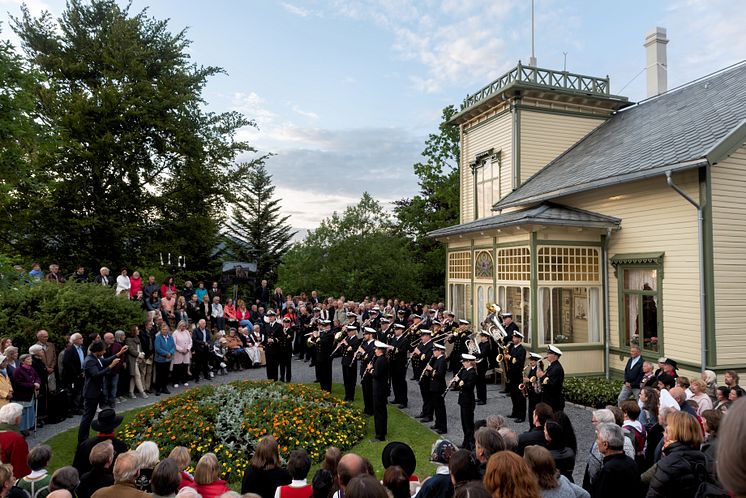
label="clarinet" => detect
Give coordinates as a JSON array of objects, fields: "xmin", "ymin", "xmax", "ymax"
[
  {"xmin": 361, "ymin": 356, "xmax": 375, "ymax": 381},
  {"xmin": 443, "ymin": 366, "xmax": 465, "ymax": 398},
  {"xmin": 418, "ymin": 355, "xmax": 435, "ymax": 383}
]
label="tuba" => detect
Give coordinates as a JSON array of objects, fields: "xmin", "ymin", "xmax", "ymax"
[{"xmin": 482, "ymin": 303, "xmax": 509, "ymax": 346}]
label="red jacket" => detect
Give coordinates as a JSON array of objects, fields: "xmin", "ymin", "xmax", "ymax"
[
  {"xmin": 196, "ymin": 480, "xmax": 231, "ymax": 498},
  {"xmin": 178, "ymin": 471, "xmax": 196, "ymax": 490},
  {"xmin": 0, "ymin": 426, "xmax": 31, "ymax": 478},
  {"xmin": 129, "ymin": 277, "xmax": 143, "ymax": 299}
]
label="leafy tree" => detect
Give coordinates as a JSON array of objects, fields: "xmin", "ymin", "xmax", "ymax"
[
  {"xmin": 7, "ymin": 0, "xmax": 252, "ymax": 271},
  {"xmin": 278, "ymin": 193, "xmax": 421, "ymax": 300},
  {"xmin": 225, "ymin": 161, "xmax": 295, "ymax": 283},
  {"xmin": 395, "ymin": 105, "xmax": 460, "ymax": 302},
  {"xmin": 0, "ymin": 281, "xmax": 146, "ymax": 352}
]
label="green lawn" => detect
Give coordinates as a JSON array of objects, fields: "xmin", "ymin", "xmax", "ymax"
[{"xmin": 46, "ymin": 382, "xmax": 438, "ymax": 480}]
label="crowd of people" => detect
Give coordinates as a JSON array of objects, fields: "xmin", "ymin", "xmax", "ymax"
[{"xmin": 4, "ymin": 266, "xmax": 746, "ymax": 497}]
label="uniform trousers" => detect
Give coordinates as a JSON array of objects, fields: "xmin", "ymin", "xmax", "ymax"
[
  {"xmin": 391, "ymin": 364, "xmax": 408, "ymax": 405},
  {"xmin": 361, "ymin": 376, "xmax": 373, "ymax": 415},
  {"xmin": 318, "ymin": 361, "xmax": 332, "ymax": 392},
  {"xmin": 460, "ymin": 402, "xmax": 475, "ymax": 450},
  {"xmin": 342, "ymin": 364, "xmax": 357, "ymax": 401},
  {"xmin": 279, "ymin": 353, "xmax": 292, "ymax": 382},
  {"xmin": 432, "ymin": 392, "xmax": 447, "ymax": 431}
]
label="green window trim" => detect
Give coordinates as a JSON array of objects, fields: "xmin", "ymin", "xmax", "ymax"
[{"xmin": 611, "ymin": 253, "xmax": 665, "ymax": 356}]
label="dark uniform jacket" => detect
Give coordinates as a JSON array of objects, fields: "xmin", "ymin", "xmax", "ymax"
[
  {"xmin": 542, "ymin": 360, "xmax": 565, "ymax": 411},
  {"xmin": 315, "ymin": 330, "xmax": 335, "ymax": 363},
  {"xmin": 359, "ymin": 339, "xmax": 376, "ymax": 376},
  {"xmin": 429, "ymin": 355, "xmax": 448, "ymax": 394},
  {"xmin": 263, "ymin": 321, "xmax": 283, "ymax": 356},
  {"xmin": 507, "ymin": 343, "xmax": 526, "ymax": 381},
  {"xmin": 457, "ymin": 367, "xmax": 477, "ymax": 406},
  {"xmin": 338, "ymin": 335, "xmax": 362, "ymax": 367}
]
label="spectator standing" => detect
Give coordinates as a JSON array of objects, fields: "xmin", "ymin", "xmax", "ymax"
[
  {"xmin": 171, "ymin": 322, "xmax": 192, "ymax": 388},
  {"xmin": 416, "ymin": 439, "xmax": 455, "ymax": 498},
  {"xmin": 310, "ymin": 447, "xmax": 340, "ymax": 498},
  {"xmin": 689, "ymin": 379, "xmax": 713, "ymax": 415},
  {"xmin": 94, "ymin": 267, "xmax": 112, "ymax": 287},
  {"xmin": 28, "ymin": 263, "xmax": 44, "ymax": 282},
  {"xmin": 208, "ymin": 282, "xmax": 222, "ymax": 304},
  {"xmin": 618, "ymin": 346, "xmax": 644, "ymax": 405},
  {"xmin": 125, "ymin": 326, "xmax": 148, "ymax": 399},
  {"xmin": 0, "ymin": 356, "xmax": 11, "ymax": 408},
  {"xmin": 77, "ymin": 440, "xmax": 115, "ymax": 498},
  {"xmin": 523, "ymin": 445, "xmax": 589, "ymax": 498},
  {"xmin": 154, "ymin": 324, "xmax": 175, "ymax": 396},
  {"xmin": 45, "ymin": 264, "xmax": 66, "ymax": 284},
  {"xmin": 61, "ymin": 334, "xmax": 85, "ymax": 415},
  {"xmin": 0, "ymin": 404, "xmax": 31, "ymax": 478},
  {"xmin": 91, "ymin": 451, "xmax": 148, "ymax": 498},
  {"xmin": 77, "ymin": 342, "xmax": 126, "ymax": 444},
  {"xmin": 143, "ymin": 276, "xmax": 159, "ymax": 301},
  {"xmin": 193, "ymin": 453, "xmax": 230, "ymax": 498},
  {"xmin": 717, "ymin": 398, "xmax": 746, "ymax": 497},
  {"xmin": 29, "ymin": 344, "xmax": 49, "ymax": 427},
  {"xmin": 115, "ymin": 269, "xmax": 131, "ymax": 296},
  {"xmin": 544, "ymin": 420, "xmax": 576, "ymax": 483},
  {"xmin": 73, "ymin": 408, "xmax": 128, "ymax": 474},
  {"xmin": 12, "ymin": 354, "xmax": 40, "ymax": 436},
  {"xmin": 139, "ymin": 324, "xmax": 154, "ymax": 394},
  {"xmin": 517, "ymin": 403, "xmax": 554, "ymax": 455},
  {"xmin": 192, "ymin": 320, "xmax": 212, "ymax": 383},
  {"xmin": 129, "ymin": 271, "xmax": 143, "ymax": 300},
  {"xmin": 16, "ymin": 444, "xmax": 53, "ymax": 498},
  {"xmin": 700, "ymin": 409, "xmax": 721, "ymax": 460},
  {"xmin": 241, "ymin": 436, "xmax": 292, "ymax": 498},
  {"xmin": 102, "ymin": 333, "xmax": 123, "ymax": 408},
  {"xmin": 181, "ymin": 281, "xmax": 195, "ymax": 302},
  {"xmin": 590, "ymin": 424, "xmax": 640, "ymax": 498},
  {"xmin": 211, "ymin": 297, "xmax": 225, "ymax": 332}
]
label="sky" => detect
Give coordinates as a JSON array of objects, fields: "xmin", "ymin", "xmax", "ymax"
[{"xmin": 2, "ymin": 0, "xmax": 745, "ymax": 231}]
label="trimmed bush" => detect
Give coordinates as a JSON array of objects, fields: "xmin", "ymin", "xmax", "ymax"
[
  {"xmin": 0, "ymin": 281, "xmax": 146, "ymax": 352},
  {"xmin": 563, "ymin": 377, "xmax": 624, "ymax": 408}
]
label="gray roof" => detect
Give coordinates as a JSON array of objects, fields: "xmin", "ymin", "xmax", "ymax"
[
  {"xmin": 494, "ymin": 61, "xmax": 746, "ymax": 209},
  {"xmin": 428, "ymin": 203, "xmax": 620, "ymax": 238}
]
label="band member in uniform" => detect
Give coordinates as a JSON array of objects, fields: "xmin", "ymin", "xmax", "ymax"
[
  {"xmin": 346, "ymin": 312, "xmax": 360, "ymax": 332},
  {"xmin": 453, "ymin": 353, "xmax": 477, "ymax": 450},
  {"xmin": 523, "ymin": 352, "xmax": 544, "ymax": 429},
  {"xmin": 395, "ymin": 309, "xmax": 408, "ymax": 327},
  {"xmin": 359, "ymin": 328, "xmax": 376, "ymax": 416},
  {"xmin": 378, "ymin": 317, "xmax": 393, "ymax": 343},
  {"xmin": 368, "ymin": 340, "xmax": 390, "ymax": 441},
  {"xmin": 334, "ymin": 324, "xmax": 361, "ymax": 401},
  {"xmin": 474, "ymin": 331, "xmax": 492, "ymax": 405},
  {"xmin": 538, "ymin": 345, "xmax": 565, "ymax": 412},
  {"xmin": 430, "ymin": 320, "xmax": 443, "ymax": 342},
  {"xmin": 427, "ymin": 343, "xmax": 448, "ymax": 434},
  {"xmin": 315, "ymin": 320, "xmax": 335, "ymax": 392},
  {"xmin": 278, "ymin": 317, "xmax": 295, "ymax": 382},
  {"xmin": 447, "ymin": 320, "xmax": 470, "ymax": 374},
  {"xmin": 389, "ymin": 323, "xmax": 409, "ymax": 408},
  {"xmin": 442, "ymin": 311, "xmax": 456, "ymax": 334},
  {"xmin": 263, "ymin": 310, "xmax": 282, "ymax": 381},
  {"xmin": 505, "ymin": 331, "xmax": 527, "ymax": 422},
  {"xmin": 366, "ymin": 308, "xmax": 381, "ymax": 331},
  {"xmin": 413, "ymin": 329, "xmax": 434, "ymax": 421},
  {"xmin": 502, "ymin": 312, "xmax": 518, "ymax": 341}
]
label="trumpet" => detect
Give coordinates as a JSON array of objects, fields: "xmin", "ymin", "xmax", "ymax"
[
  {"xmin": 443, "ymin": 367, "xmax": 464, "ymax": 398},
  {"xmin": 353, "ymin": 345, "xmax": 367, "ymax": 361}
]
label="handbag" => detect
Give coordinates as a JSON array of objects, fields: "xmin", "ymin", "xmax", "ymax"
[{"xmin": 47, "ymin": 373, "xmax": 57, "ymax": 393}]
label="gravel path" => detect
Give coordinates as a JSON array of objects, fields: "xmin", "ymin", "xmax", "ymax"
[{"xmin": 32, "ymin": 357, "xmax": 594, "ymax": 482}]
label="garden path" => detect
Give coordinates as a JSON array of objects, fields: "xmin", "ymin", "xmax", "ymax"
[{"xmin": 32, "ymin": 357, "xmax": 594, "ymax": 482}]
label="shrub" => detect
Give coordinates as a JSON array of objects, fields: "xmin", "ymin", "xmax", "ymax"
[
  {"xmin": 563, "ymin": 377, "xmax": 624, "ymax": 408},
  {"xmin": 119, "ymin": 380, "xmax": 366, "ymax": 483},
  {"xmin": 0, "ymin": 281, "xmax": 146, "ymax": 352}
]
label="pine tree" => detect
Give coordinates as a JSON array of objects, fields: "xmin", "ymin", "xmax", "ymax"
[{"xmin": 226, "ymin": 162, "xmax": 296, "ymax": 283}]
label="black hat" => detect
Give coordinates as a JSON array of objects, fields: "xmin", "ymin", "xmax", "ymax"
[
  {"xmin": 382, "ymin": 442, "xmax": 417, "ymax": 477},
  {"xmin": 664, "ymin": 358, "xmax": 678, "ymax": 370},
  {"xmin": 91, "ymin": 408, "xmax": 124, "ymax": 433}
]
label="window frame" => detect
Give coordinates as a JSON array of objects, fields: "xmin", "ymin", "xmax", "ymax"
[{"xmin": 612, "ymin": 253, "xmax": 664, "ymax": 354}]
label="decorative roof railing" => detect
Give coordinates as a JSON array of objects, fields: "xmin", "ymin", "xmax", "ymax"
[{"xmin": 461, "ymin": 61, "xmax": 611, "ymax": 110}]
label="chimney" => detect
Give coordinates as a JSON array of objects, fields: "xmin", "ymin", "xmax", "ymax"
[{"xmin": 644, "ymin": 27, "xmax": 668, "ymax": 98}]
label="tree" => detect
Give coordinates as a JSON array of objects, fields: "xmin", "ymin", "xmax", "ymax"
[
  {"xmin": 278, "ymin": 193, "xmax": 421, "ymax": 300},
  {"xmin": 395, "ymin": 105, "xmax": 460, "ymax": 302},
  {"xmin": 6, "ymin": 0, "xmax": 252, "ymax": 271},
  {"xmin": 225, "ymin": 161, "xmax": 295, "ymax": 283}
]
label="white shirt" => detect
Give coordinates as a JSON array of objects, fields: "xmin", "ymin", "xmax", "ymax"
[{"xmin": 659, "ymin": 388, "xmax": 681, "ymax": 412}]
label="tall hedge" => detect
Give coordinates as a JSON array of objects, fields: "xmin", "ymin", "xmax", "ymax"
[{"xmin": 0, "ymin": 282, "xmax": 146, "ymax": 352}]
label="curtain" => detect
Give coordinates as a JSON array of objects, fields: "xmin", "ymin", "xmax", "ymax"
[
  {"xmin": 477, "ymin": 286, "xmax": 485, "ymax": 324},
  {"xmin": 538, "ymin": 287, "xmax": 550, "ymax": 343},
  {"xmin": 589, "ymin": 287, "xmax": 601, "ymax": 342}
]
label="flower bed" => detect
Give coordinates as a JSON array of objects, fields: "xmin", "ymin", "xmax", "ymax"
[{"xmin": 118, "ymin": 380, "xmax": 367, "ymax": 483}]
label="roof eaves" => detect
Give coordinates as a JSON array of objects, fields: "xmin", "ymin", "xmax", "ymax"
[
  {"xmin": 705, "ymin": 117, "xmax": 746, "ymax": 164},
  {"xmin": 493, "ymin": 158, "xmax": 709, "ymax": 210}
]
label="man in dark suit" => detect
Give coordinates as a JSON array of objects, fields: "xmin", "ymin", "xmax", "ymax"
[
  {"xmin": 192, "ymin": 319, "xmax": 212, "ymax": 383},
  {"xmin": 62, "ymin": 333, "xmax": 86, "ymax": 415},
  {"xmin": 455, "ymin": 354, "xmax": 477, "ymax": 450},
  {"xmin": 72, "ymin": 408, "xmax": 128, "ymax": 474},
  {"xmin": 263, "ymin": 310, "xmax": 282, "ymax": 380},
  {"xmin": 618, "ymin": 345, "xmax": 644, "ymax": 405},
  {"xmin": 539, "ymin": 345, "xmax": 565, "ymax": 412},
  {"xmin": 77, "ymin": 341, "xmax": 127, "ymax": 444},
  {"xmin": 427, "ymin": 343, "xmax": 448, "ymax": 434},
  {"xmin": 315, "ymin": 320, "xmax": 335, "ymax": 392},
  {"xmin": 335, "ymin": 324, "xmax": 361, "ymax": 401},
  {"xmin": 369, "ymin": 341, "xmax": 390, "ymax": 442},
  {"xmin": 388, "ymin": 324, "xmax": 409, "ymax": 408},
  {"xmin": 506, "ymin": 331, "xmax": 527, "ymax": 422}
]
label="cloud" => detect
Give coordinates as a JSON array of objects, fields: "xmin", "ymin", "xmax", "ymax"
[
  {"xmin": 291, "ymin": 104, "xmax": 319, "ymax": 120},
  {"xmin": 281, "ymin": 2, "xmax": 312, "ymax": 17},
  {"xmin": 231, "ymin": 91, "xmax": 275, "ymax": 128}
]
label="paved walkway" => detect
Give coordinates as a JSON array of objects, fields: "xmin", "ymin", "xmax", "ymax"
[{"xmin": 33, "ymin": 357, "xmax": 593, "ymax": 482}]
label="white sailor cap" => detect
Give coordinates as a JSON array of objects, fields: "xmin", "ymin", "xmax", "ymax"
[
  {"xmin": 446, "ymin": 311, "xmax": 456, "ymax": 317},
  {"xmin": 370, "ymin": 309, "xmax": 379, "ymax": 314},
  {"xmin": 364, "ymin": 327, "xmax": 377, "ymax": 335},
  {"xmin": 429, "ymin": 308, "xmax": 437, "ymax": 314},
  {"xmin": 502, "ymin": 312, "xmax": 513, "ymax": 318},
  {"xmin": 432, "ymin": 320, "xmax": 441, "ymax": 326},
  {"xmin": 458, "ymin": 319, "xmax": 470, "ymax": 325},
  {"xmin": 266, "ymin": 310, "xmax": 277, "ymax": 316},
  {"xmin": 374, "ymin": 340, "xmax": 388, "ymax": 349},
  {"xmin": 320, "ymin": 319, "xmax": 332, "ymax": 325},
  {"xmin": 513, "ymin": 331, "xmax": 524, "ymax": 339},
  {"xmin": 397, "ymin": 309, "xmax": 405, "ymax": 314},
  {"xmin": 346, "ymin": 324, "xmax": 358, "ymax": 331},
  {"xmin": 313, "ymin": 307, "xmax": 321, "ymax": 312},
  {"xmin": 434, "ymin": 343, "xmax": 446, "ymax": 350},
  {"xmin": 282, "ymin": 317, "xmax": 291, "ymax": 322},
  {"xmin": 547, "ymin": 345, "xmax": 563, "ymax": 356},
  {"xmin": 529, "ymin": 352, "xmax": 543, "ymax": 361},
  {"xmin": 373, "ymin": 305, "xmax": 381, "ymax": 311},
  {"xmin": 658, "ymin": 357, "xmax": 668, "ymax": 364},
  {"xmin": 381, "ymin": 318, "xmax": 391, "ymax": 323},
  {"xmin": 346, "ymin": 312, "xmax": 357, "ymax": 318},
  {"xmin": 461, "ymin": 353, "xmax": 476, "ymax": 361},
  {"xmin": 413, "ymin": 315, "xmax": 422, "ymax": 320},
  {"xmin": 420, "ymin": 329, "xmax": 432, "ymax": 335},
  {"xmin": 394, "ymin": 323, "xmax": 406, "ymax": 329}
]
